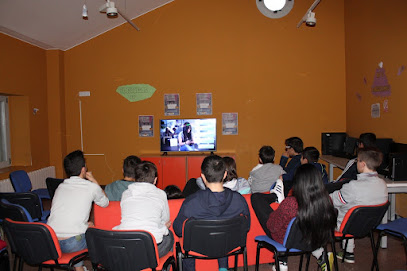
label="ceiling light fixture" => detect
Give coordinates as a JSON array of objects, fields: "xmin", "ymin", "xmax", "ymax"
[
  {"xmin": 98, "ymin": 0, "xmax": 140, "ymax": 31},
  {"xmin": 82, "ymin": 4, "xmax": 88, "ymax": 20},
  {"xmin": 256, "ymin": 0, "xmax": 294, "ymax": 19},
  {"xmin": 297, "ymin": 0, "xmax": 321, "ymax": 28}
]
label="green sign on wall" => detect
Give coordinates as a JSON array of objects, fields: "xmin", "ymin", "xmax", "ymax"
[{"xmin": 116, "ymin": 84, "xmax": 156, "ymax": 102}]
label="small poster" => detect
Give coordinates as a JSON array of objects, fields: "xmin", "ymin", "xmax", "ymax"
[
  {"xmin": 371, "ymin": 103, "xmax": 380, "ymax": 119},
  {"xmin": 222, "ymin": 113, "xmax": 238, "ymax": 135},
  {"xmin": 164, "ymin": 94, "xmax": 180, "ymax": 116},
  {"xmin": 196, "ymin": 93, "xmax": 212, "ymax": 115},
  {"xmin": 138, "ymin": 115, "xmax": 154, "ymax": 137}
]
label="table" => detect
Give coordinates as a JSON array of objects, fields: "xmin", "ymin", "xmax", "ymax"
[{"xmin": 320, "ymin": 155, "xmax": 407, "ymax": 248}]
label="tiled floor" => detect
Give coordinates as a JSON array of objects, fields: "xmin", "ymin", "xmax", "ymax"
[{"xmin": 4, "ymin": 234, "xmax": 407, "ymax": 271}]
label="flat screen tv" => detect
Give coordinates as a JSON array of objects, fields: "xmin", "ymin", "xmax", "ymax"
[{"xmin": 160, "ymin": 118, "xmax": 216, "ymax": 153}]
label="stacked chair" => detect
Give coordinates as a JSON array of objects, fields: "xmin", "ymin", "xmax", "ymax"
[{"xmin": 9, "ymin": 170, "xmax": 50, "ymax": 200}]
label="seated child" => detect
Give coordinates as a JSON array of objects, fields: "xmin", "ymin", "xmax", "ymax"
[
  {"xmin": 248, "ymin": 146, "xmax": 286, "ymax": 193},
  {"xmin": 326, "ymin": 133, "xmax": 377, "ymax": 193},
  {"xmin": 251, "ymin": 164, "xmax": 337, "ymax": 271},
  {"xmin": 105, "ymin": 155, "xmax": 141, "ymax": 201},
  {"xmin": 173, "ymin": 155, "xmax": 250, "ymax": 271},
  {"xmin": 114, "ymin": 161, "xmax": 174, "ymax": 257},
  {"xmin": 222, "ymin": 156, "xmax": 251, "ymax": 194},
  {"xmin": 47, "ymin": 150, "xmax": 109, "ymax": 271},
  {"xmin": 164, "ymin": 185, "xmax": 184, "ymax": 199},
  {"xmin": 330, "ymin": 147, "xmax": 388, "ymax": 264},
  {"xmin": 279, "ymin": 137, "xmax": 303, "ymax": 195},
  {"xmin": 300, "ymin": 147, "xmax": 328, "ymax": 184}
]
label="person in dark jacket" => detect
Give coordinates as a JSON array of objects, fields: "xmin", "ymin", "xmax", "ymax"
[
  {"xmin": 326, "ymin": 133, "xmax": 376, "ymax": 193},
  {"xmin": 301, "ymin": 147, "xmax": 329, "ymax": 184},
  {"xmin": 280, "ymin": 137, "xmax": 303, "ymax": 195},
  {"xmin": 173, "ymin": 155, "xmax": 250, "ymax": 271}
]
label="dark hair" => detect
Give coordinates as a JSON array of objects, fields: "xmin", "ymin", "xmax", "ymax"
[
  {"xmin": 292, "ymin": 164, "xmax": 337, "ymax": 249},
  {"xmin": 182, "ymin": 122, "xmax": 192, "ymax": 141},
  {"xmin": 64, "ymin": 150, "xmax": 86, "ymax": 177},
  {"xmin": 134, "ymin": 161, "xmax": 158, "ymax": 184},
  {"xmin": 259, "ymin": 146, "xmax": 275, "ymax": 163},
  {"xmin": 201, "ymin": 155, "xmax": 226, "ymax": 183},
  {"xmin": 223, "ymin": 156, "xmax": 238, "ymax": 183},
  {"xmin": 358, "ymin": 147, "xmax": 383, "ymax": 171},
  {"xmin": 285, "ymin": 137, "xmax": 304, "ymax": 153},
  {"xmin": 301, "ymin": 147, "xmax": 320, "ymax": 163},
  {"xmin": 123, "ymin": 155, "xmax": 141, "ymax": 178},
  {"xmin": 359, "ymin": 133, "xmax": 377, "ymax": 148},
  {"xmin": 164, "ymin": 185, "xmax": 184, "ymax": 199}
]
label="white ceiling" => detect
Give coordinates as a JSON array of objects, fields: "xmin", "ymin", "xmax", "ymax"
[{"xmin": 0, "ymin": 0, "xmax": 173, "ymax": 51}]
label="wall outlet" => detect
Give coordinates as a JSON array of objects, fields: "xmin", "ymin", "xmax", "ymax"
[{"xmin": 79, "ymin": 91, "xmax": 90, "ymax": 97}]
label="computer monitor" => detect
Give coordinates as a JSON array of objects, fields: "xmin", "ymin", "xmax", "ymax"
[{"xmin": 321, "ymin": 132, "xmax": 347, "ymax": 155}]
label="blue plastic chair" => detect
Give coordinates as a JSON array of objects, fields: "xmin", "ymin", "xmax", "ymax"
[
  {"xmin": 9, "ymin": 170, "xmax": 50, "ymax": 199},
  {"xmin": 0, "ymin": 192, "xmax": 49, "ymax": 222},
  {"xmin": 254, "ymin": 217, "xmax": 337, "ymax": 271},
  {"xmin": 376, "ymin": 218, "xmax": 407, "ymax": 266}
]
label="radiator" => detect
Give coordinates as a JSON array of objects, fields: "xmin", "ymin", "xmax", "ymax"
[{"xmin": 0, "ymin": 166, "xmax": 56, "ymax": 192}]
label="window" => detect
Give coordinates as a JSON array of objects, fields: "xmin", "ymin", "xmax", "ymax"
[{"xmin": 0, "ymin": 96, "xmax": 11, "ymax": 168}]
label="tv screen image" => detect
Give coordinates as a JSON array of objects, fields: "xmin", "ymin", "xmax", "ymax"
[{"xmin": 160, "ymin": 118, "xmax": 216, "ymax": 152}]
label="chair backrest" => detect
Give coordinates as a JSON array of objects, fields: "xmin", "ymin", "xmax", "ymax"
[
  {"xmin": 283, "ymin": 217, "xmax": 320, "ymax": 252},
  {"xmin": 45, "ymin": 177, "xmax": 65, "ymax": 200},
  {"xmin": 182, "ymin": 216, "xmax": 249, "ymax": 258},
  {"xmin": 3, "ymin": 219, "xmax": 61, "ymax": 265},
  {"xmin": 0, "ymin": 199, "xmax": 33, "ymax": 222},
  {"xmin": 85, "ymin": 228, "xmax": 159, "ymax": 271},
  {"xmin": 340, "ymin": 201, "xmax": 390, "ymax": 238},
  {"xmin": 0, "ymin": 192, "xmax": 44, "ymax": 220},
  {"xmin": 9, "ymin": 170, "xmax": 32, "ymax": 193}
]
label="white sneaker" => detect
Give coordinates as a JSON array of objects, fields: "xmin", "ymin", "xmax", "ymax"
[
  {"xmin": 272, "ymin": 261, "xmax": 288, "ymax": 271},
  {"xmin": 270, "ymin": 179, "xmax": 285, "ymax": 203}
]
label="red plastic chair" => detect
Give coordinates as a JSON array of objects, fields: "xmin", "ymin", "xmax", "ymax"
[
  {"xmin": 3, "ymin": 218, "xmax": 88, "ymax": 270},
  {"xmin": 332, "ymin": 201, "xmax": 389, "ymax": 271}
]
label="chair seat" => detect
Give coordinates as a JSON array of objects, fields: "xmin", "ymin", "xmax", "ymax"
[
  {"xmin": 255, "ymin": 235, "xmax": 302, "ymax": 253},
  {"xmin": 376, "ymin": 218, "xmax": 407, "ymax": 237},
  {"xmin": 42, "ymin": 249, "xmax": 88, "ymax": 265},
  {"xmin": 33, "ymin": 188, "xmax": 51, "ymax": 200}
]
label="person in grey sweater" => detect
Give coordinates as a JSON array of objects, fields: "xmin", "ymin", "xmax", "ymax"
[
  {"xmin": 330, "ymin": 147, "xmax": 388, "ymax": 263},
  {"xmin": 248, "ymin": 146, "xmax": 286, "ymax": 193}
]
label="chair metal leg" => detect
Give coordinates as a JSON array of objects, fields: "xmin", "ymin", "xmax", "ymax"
[
  {"xmin": 331, "ymin": 240, "xmax": 339, "ymax": 271},
  {"xmin": 234, "ymin": 254, "xmax": 238, "ymax": 271},
  {"xmin": 243, "ymin": 247, "xmax": 248, "ymax": 271},
  {"xmin": 370, "ymin": 231, "xmax": 379, "ymax": 271},
  {"xmin": 275, "ymin": 253, "xmax": 280, "ymax": 271},
  {"xmin": 255, "ymin": 243, "xmax": 261, "ymax": 271},
  {"xmin": 403, "ymin": 237, "xmax": 407, "ymax": 266},
  {"xmin": 13, "ymin": 255, "xmax": 18, "ymax": 271},
  {"xmin": 342, "ymin": 238, "xmax": 349, "ymax": 263},
  {"xmin": 298, "ymin": 254, "xmax": 303, "ymax": 271},
  {"xmin": 18, "ymin": 257, "xmax": 23, "ymax": 271},
  {"xmin": 305, "ymin": 253, "xmax": 310, "ymax": 271}
]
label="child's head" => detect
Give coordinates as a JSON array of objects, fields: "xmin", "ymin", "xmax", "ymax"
[
  {"xmin": 223, "ymin": 156, "xmax": 237, "ymax": 183},
  {"xmin": 301, "ymin": 147, "xmax": 320, "ymax": 164},
  {"xmin": 358, "ymin": 133, "xmax": 376, "ymax": 148},
  {"xmin": 164, "ymin": 185, "xmax": 184, "ymax": 199},
  {"xmin": 258, "ymin": 146, "xmax": 275, "ymax": 164},
  {"xmin": 64, "ymin": 150, "xmax": 86, "ymax": 177},
  {"xmin": 201, "ymin": 155, "xmax": 226, "ymax": 183},
  {"xmin": 123, "ymin": 155, "xmax": 142, "ymax": 179},
  {"xmin": 357, "ymin": 147, "xmax": 383, "ymax": 172},
  {"xmin": 134, "ymin": 161, "xmax": 158, "ymax": 184},
  {"xmin": 285, "ymin": 137, "xmax": 304, "ymax": 155}
]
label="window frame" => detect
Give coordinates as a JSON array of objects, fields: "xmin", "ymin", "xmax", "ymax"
[{"xmin": 0, "ymin": 96, "xmax": 11, "ymax": 168}]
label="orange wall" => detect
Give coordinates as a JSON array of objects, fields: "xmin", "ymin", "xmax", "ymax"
[
  {"xmin": 0, "ymin": 33, "xmax": 50, "ymax": 177},
  {"xmin": 63, "ymin": 0, "xmax": 346, "ymax": 184},
  {"xmin": 344, "ymin": 0, "xmax": 407, "ymax": 215}
]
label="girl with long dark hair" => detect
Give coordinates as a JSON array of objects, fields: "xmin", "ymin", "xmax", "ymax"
[
  {"xmin": 251, "ymin": 164, "xmax": 337, "ymax": 271},
  {"xmin": 178, "ymin": 122, "xmax": 194, "ymax": 151}
]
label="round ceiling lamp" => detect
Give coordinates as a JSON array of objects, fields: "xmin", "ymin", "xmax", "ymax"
[{"xmin": 256, "ymin": 0, "xmax": 294, "ymax": 19}]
